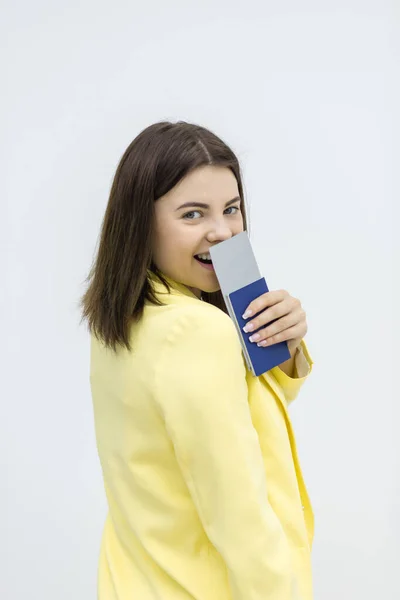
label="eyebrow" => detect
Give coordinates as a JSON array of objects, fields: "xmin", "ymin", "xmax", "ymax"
[{"xmin": 175, "ymin": 196, "xmax": 241, "ymax": 211}]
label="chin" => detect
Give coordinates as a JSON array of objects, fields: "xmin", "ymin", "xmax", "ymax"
[{"xmin": 201, "ymin": 283, "xmax": 221, "ymax": 294}]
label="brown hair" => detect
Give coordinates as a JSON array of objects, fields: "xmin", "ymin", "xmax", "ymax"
[{"xmin": 80, "ymin": 121, "xmax": 249, "ymax": 352}]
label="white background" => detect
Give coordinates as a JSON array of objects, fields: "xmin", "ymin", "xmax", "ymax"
[{"xmin": 3, "ymin": 1, "xmax": 398, "ymax": 598}]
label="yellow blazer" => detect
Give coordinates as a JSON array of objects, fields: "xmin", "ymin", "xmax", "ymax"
[{"xmin": 90, "ymin": 272, "xmax": 315, "ymax": 599}]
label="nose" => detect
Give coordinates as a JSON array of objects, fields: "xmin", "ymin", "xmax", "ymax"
[{"xmin": 206, "ymin": 220, "xmax": 234, "ymax": 244}]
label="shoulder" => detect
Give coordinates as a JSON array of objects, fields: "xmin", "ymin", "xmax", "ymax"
[
  {"xmin": 155, "ymin": 301, "xmax": 247, "ymax": 392},
  {"xmin": 145, "ymin": 299, "xmax": 245, "ymax": 374},
  {"xmin": 162, "ymin": 300, "xmax": 240, "ymax": 349},
  {"xmin": 139, "ymin": 296, "xmax": 245, "ymax": 370}
]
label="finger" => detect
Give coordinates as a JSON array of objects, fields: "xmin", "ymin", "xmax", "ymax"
[
  {"xmin": 242, "ymin": 289, "xmax": 289, "ymax": 319},
  {"xmin": 256, "ymin": 324, "xmax": 304, "ymax": 347},
  {"xmin": 247, "ymin": 309, "xmax": 302, "ymax": 343},
  {"xmin": 243, "ymin": 295, "xmax": 298, "ymax": 333}
]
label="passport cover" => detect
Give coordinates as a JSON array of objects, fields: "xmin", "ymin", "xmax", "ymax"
[{"xmin": 228, "ymin": 278, "xmax": 291, "ymax": 376}]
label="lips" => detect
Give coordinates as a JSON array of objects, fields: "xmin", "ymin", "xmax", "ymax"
[{"xmin": 194, "ymin": 256, "xmax": 215, "ymax": 271}]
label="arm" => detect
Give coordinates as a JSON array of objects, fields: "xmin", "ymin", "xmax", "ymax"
[
  {"xmin": 271, "ymin": 339, "xmax": 314, "ymax": 405},
  {"xmin": 155, "ymin": 307, "xmax": 299, "ymax": 600}
]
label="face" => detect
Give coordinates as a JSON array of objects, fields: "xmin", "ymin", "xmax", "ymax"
[{"xmin": 152, "ymin": 165, "xmax": 244, "ymax": 298}]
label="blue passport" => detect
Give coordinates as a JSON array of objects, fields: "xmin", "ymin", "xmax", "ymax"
[
  {"xmin": 228, "ymin": 278, "xmax": 291, "ymax": 376},
  {"xmin": 209, "ymin": 232, "xmax": 291, "ymax": 376}
]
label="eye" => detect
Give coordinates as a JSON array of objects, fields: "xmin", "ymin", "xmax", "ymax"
[
  {"xmin": 183, "ymin": 210, "xmax": 202, "ymax": 220},
  {"xmin": 225, "ymin": 206, "xmax": 240, "ymax": 215}
]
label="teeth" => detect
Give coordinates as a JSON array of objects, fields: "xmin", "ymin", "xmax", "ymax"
[{"xmin": 197, "ymin": 253, "xmax": 211, "ymax": 260}]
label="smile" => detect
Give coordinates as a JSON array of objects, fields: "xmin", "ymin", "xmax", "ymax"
[{"xmin": 194, "ymin": 255, "xmax": 215, "ymax": 271}]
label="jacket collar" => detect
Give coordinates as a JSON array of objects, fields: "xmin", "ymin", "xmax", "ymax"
[{"xmin": 147, "ymin": 270, "xmax": 201, "ymax": 301}]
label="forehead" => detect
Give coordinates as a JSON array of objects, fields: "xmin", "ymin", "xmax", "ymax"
[{"xmin": 162, "ymin": 165, "xmax": 239, "ymax": 205}]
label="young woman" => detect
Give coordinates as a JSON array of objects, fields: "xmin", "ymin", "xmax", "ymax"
[{"xmin": 81, "ymin": 121, "xmax": 315, "ymax": 600}]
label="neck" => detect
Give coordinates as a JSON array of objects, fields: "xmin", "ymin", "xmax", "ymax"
[{"xmin": 187, "ymin": 286, "xmax": 202, "ymax": 299}]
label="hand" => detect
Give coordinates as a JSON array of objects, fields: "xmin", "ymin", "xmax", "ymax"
[{"xmin": 242, "ymin": 290, "xmax": 307, "ymax": 356}]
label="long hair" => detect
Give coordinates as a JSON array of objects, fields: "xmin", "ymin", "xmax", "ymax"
[{"xmin": 80, "ymin": 121, "xmax": 249, "ymax": 352}]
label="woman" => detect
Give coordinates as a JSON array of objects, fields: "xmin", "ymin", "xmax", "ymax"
[{"xmin": 81, "ymin": 121, "xmax": 315, "ymax": 600}]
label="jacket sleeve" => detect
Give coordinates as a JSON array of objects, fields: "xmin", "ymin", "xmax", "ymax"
[
  {"xmin": 155, "ymin": 306, "xmax": 300, "ymax": 600},
  {"xmin": 270, "ymin": 339, "xmax": 314, "ymax": 405}
]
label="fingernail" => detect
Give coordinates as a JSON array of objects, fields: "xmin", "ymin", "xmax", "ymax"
[
  {"xmin": 243, "ymin": 323, "xmax": 254, "ymax": 333},
  {"xmin": 242, "ymin": 310, "xmax": 253, "ymax": 319},
  {"xmin": 249, "ymin": 333, "xmax": 261, "ymax": 343}
]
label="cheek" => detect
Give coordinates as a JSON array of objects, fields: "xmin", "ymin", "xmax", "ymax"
[
  {"xmin": 154, "ymin": 237, "xmax": 174, "ymax": 262},
  {"xmin": 153, "ymin": 228, "xmax": 194, "ymax": 264},
  {"xmin": 167, "ymin": 225, "xmax": 197, "ymax": 253}
]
